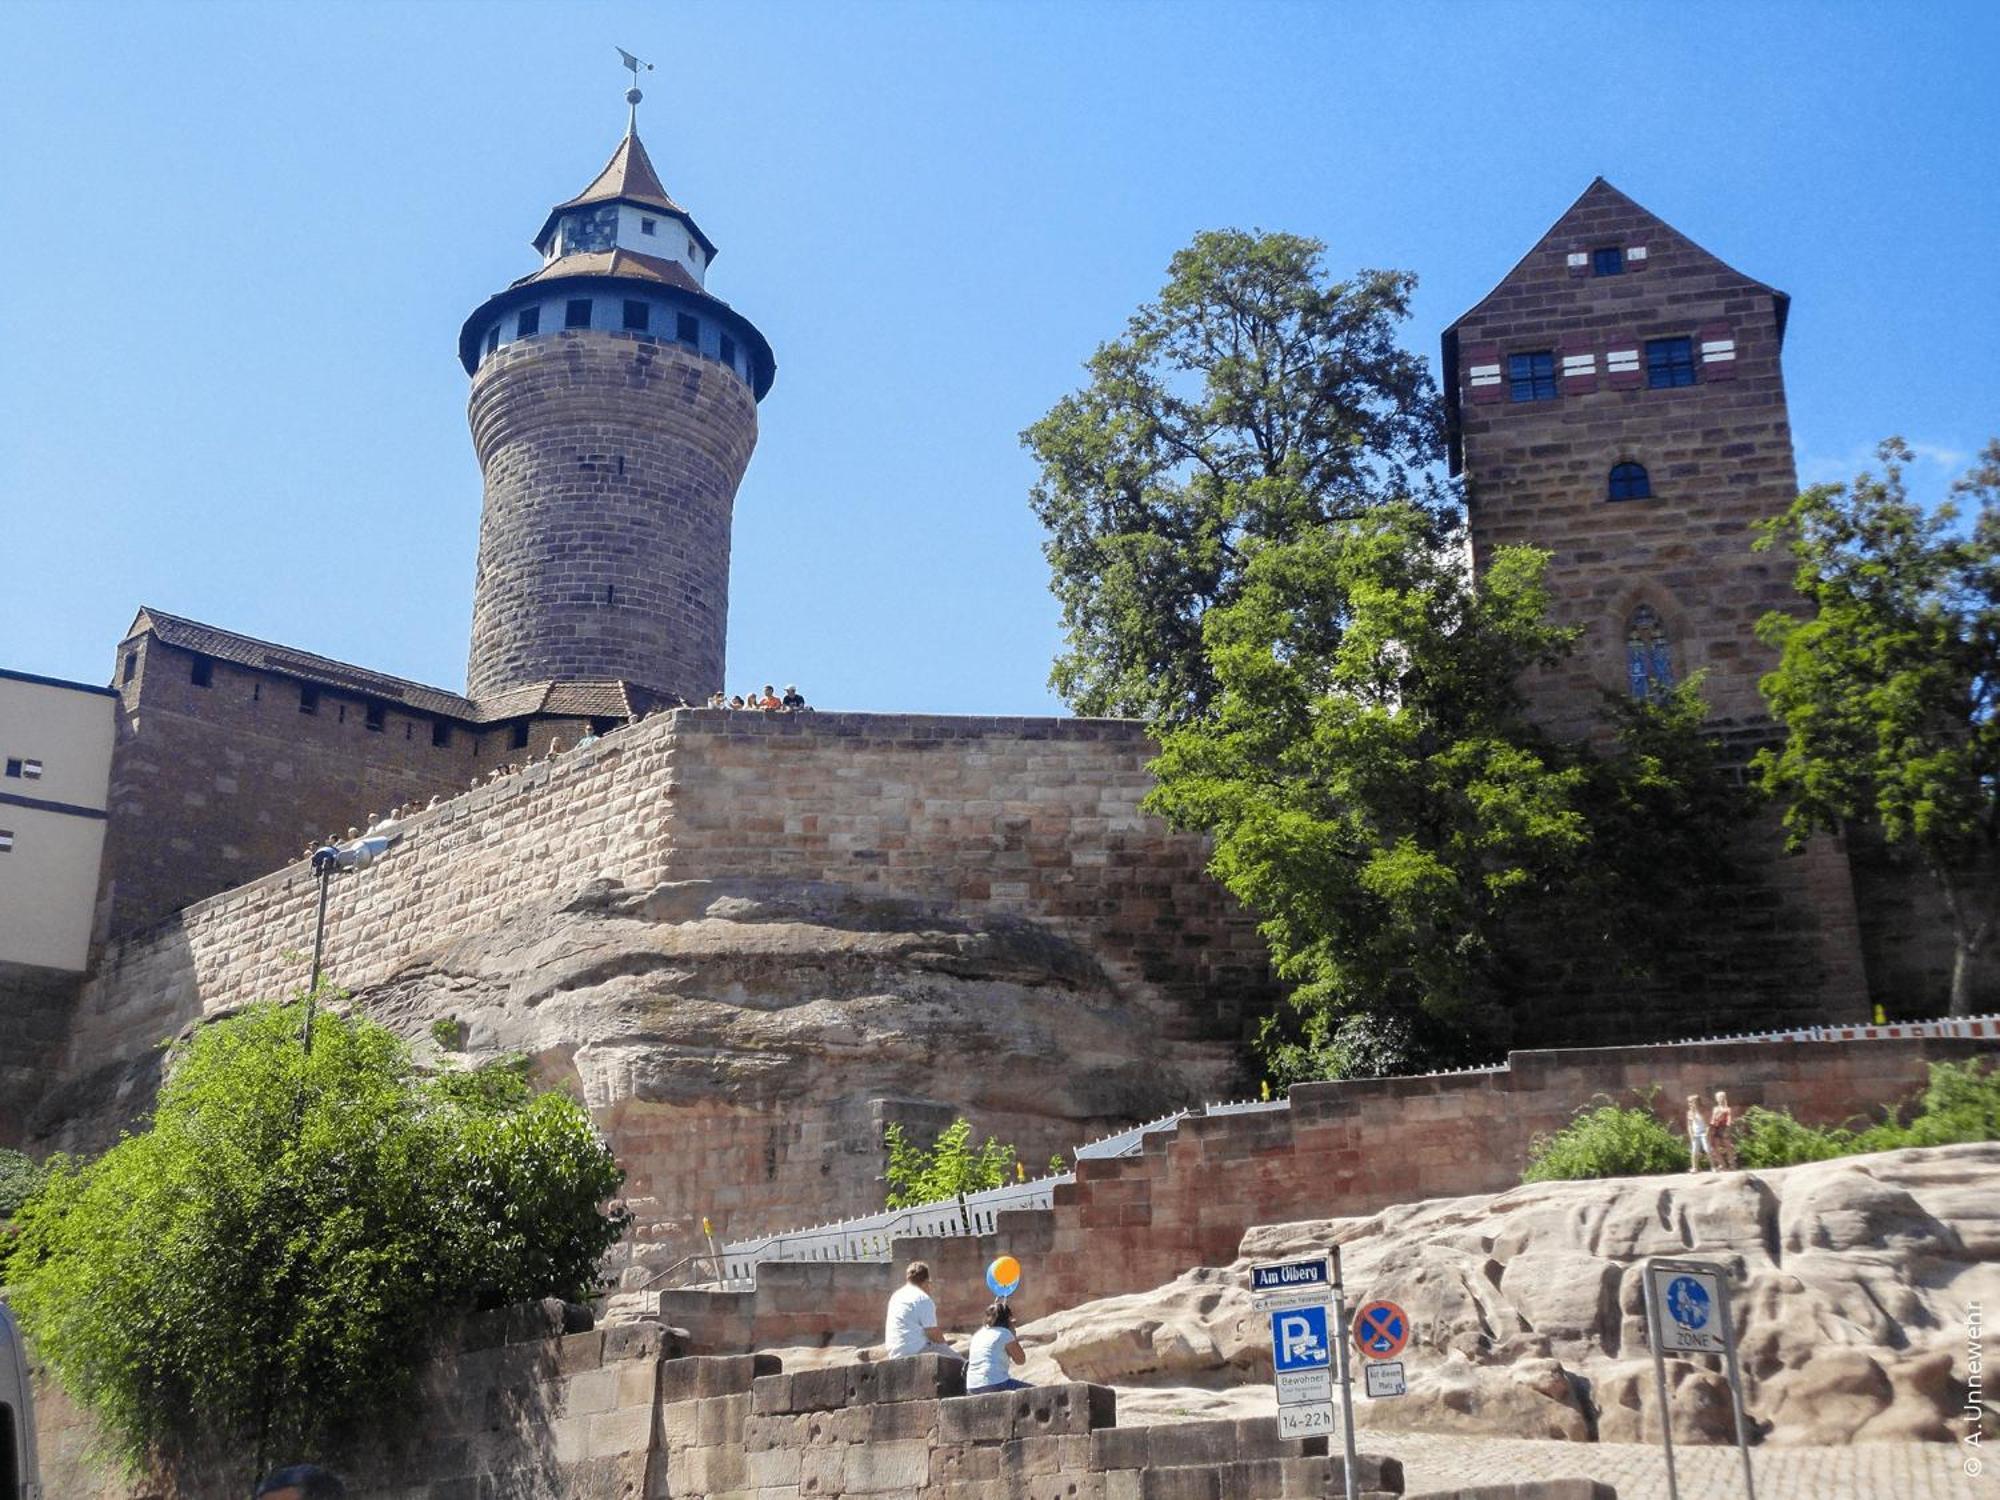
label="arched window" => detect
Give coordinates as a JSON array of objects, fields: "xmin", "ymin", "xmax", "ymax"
[
  {"xmin": 1626, "ymin": 606, "xmax": 1675, "ymax": 701},
  {"xmin": 1608, "ymin": 462, "xmax": 1652, "ymax": 501}
]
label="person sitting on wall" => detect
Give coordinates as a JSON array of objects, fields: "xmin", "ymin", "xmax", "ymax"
[
  {"xmin": 782, "ymin": 684, "xmax": 808, "ymax": 711},
  {"xmin": 760, "ymin": 684, "xmax": 783, "ymax": 711},
  {"xmin": 884, "ymin": 1261, "xmax": 961, "ymax": 1360},
  {"xmin": 965, "ymin": 1300, "xmax": 1031, "ymax": 1393}
]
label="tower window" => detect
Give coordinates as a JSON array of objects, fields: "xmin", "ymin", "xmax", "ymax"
[
  {"xmin": 190, "ymin": 655, "xmax": 213, "ymax": 687},
  {"xmin": 641, "ymin": 217, "xmax": 657, "ymax": 235},
  {"xmin": 1508, "ymin": 351, "xmax": 1558, "ymax": 402},
  {"xmin": 517, "ymin": 307, "xmax": 540, "ymax": 338},
  {"xmin": 1627, "ymin": 605, "xmax": 1675, "ymax": 702},
  {"xmin": 676, "ymin": 312, "xmax": 698, "ymax": 346},
  {"xmin": 623, "ymin": 300, "xmax": 651, "ymax": 332},
  {"xmin": 1591, "ymin": 246, "xmax": 1623, "ymax": 277},
  {"xmin": 484, "ymin": 326, "xmax": 500, "ymax": 356},
  {"xmin": 122, "ymin": 651, "xmax": 137, "ymax": 684},
  {"xmin": 510, "ymin": 722, "xmax": 530, "ymax": 750},
  {"xmin": 1646, "ymin": 337, "xmax": 1697, "ymax": 388},
  {"xmin": 719, "ymin": 334, "xmax": 736, "ymax": 369},
  {"xmin": 565, "ymin": 298, "xmax": 592, "ymax": 329},
  {"xmin": 1608, "ymin": 462, "xmax": 1652, "ymax": 501},
  {"xmin": 432, "ymin": 719, "xmax": 452, "ymax": 748},
  {"xmin": 687, "ymin": 237, "xmax": 699, "ymax": 261},
  {"xmin": 20, "ymin": 759, "xmax": 42, "ymax": 779},
  {"xmin": 365, "ymin": 702, "xmax": 385, "ymax": 733},
  {"xmin": 0, "ymin": 831, "xmax": 13, "ymax": 852},
  {"xmin": 299, "ymin": 685, "xmax": 319, "ymax": 716},
  {"xmin": 4, "ymin": 759, "xmax": 20, "ymax": 778}
]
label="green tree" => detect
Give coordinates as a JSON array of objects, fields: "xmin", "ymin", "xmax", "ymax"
[
  {"xmin": 0, "ymin": 1147, "xmax": 43, "ymax": 1219},
  {"xmin": 882, "ymin": 1119, "xmax": 1020, "ymax": 1209},
  {"xmin": 1754, "ymin": 438, "xmax": 2000, "ymax": 1015},
  {"xmin": 1023, "ymin": 229, "xmax": 1446, "ymax": 722},
  {"xmin": 2, "ymin": 1001, "xmax": 628, "ymax": 1484},
  {"xmin": 1148, "ymin": 505, "xmax": 1754, "ymax": 1077}
]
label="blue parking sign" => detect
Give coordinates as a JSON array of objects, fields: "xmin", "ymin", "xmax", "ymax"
[{"xmin": 1270, "ymin": 1304, "xmax": 1331, "ymax": 1373}]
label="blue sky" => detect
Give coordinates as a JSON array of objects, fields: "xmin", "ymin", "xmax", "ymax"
[{"xmin": 4, "ymin": 1, "xmax": 1995, "ymax": 715}]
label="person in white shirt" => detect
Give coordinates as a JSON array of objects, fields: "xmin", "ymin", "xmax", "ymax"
[
  {"xmin": 883, "ymin": 1261, "xmax": 960, "ymax": 1360},
  {"xmin": 966, "ymin": 1300, "xmax": 1030, "ymax": 1392}
]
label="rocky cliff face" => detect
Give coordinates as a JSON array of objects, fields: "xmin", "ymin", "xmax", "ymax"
[
  {"xmin": 1021, "ymin": 1143, "xmax": 1998, "ymax": 1446},
  {"xmin": 345, "ymin": 876, "xmax": 1246, "ymax": 1259}
]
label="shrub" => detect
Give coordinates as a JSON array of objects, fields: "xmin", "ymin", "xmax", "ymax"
[
  {"xmin": 1522, "ymin": 1095, "xmax": 1689, "ymax": 1182},
  {"xmin": 1732, "ymin": 1106, "xmax": 1856, "ymax": 1169},
  {"xmin": 883, "ymin": 1118, "xmax": 1021, "ymax": 1209},
  {"xmin": 1895, "ymin": 1058, "xmax": 2000, "ymax": 1147},
  {"xmin": 0, "ymin": 1148, "xmax": 43, "ymax": 1219},
  {"xmin": 2, "ymin": 1000, "xmax": 629, "ymax": 1484}
]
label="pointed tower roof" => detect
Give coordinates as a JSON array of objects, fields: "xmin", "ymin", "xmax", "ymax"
[{"xmin": 533, "ymin": 132, "xmax": 717, "ymax": 260}]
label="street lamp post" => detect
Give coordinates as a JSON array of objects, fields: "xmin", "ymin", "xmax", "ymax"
[{"xmin": 301, "ymin": 829, "xmax": 399, "ymax": 1054}]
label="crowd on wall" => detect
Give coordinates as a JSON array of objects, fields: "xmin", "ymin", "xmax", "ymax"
[{"xmin": 706, "ymin": 683, "xmax": 810, "ymax": 712}]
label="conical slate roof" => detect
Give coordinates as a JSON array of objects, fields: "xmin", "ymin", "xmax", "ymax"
[{"xmin": 533, "ymin": 131, "xmax": 717, "ymax": 260}]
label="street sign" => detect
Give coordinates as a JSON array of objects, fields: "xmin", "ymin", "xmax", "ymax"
[
  {"xmin": 1251, "ymin": 1256, "xmax": 1331, "ymax": 1312},
  {"xmin": 1647, "ymin": 1263, "xmax": 1727, "ymax": 1355},
  {"xmin": 1641, "ymin": 1257, "xmax": 1757, "ymax": 1500},
  {"xmin": 1363, "ymin": 1360, "xmax": 1407, "ymax": 1399},
  {"xmin": 1352, "ymin": 1299, "xmax": 1410, "ymax": 1360},
  {"xmin": 1268, "ymin": 1304, "xmax": 1336, "ymax": 1437}
]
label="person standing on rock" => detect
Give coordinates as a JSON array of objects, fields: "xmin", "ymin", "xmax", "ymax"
[
  {"xmin": 966, "ymin": 1301, "xmax": 1032, "ymax": 1393},
  {"xmin": 1685, "ymin": 1093, "xmax": 1713, "ymax": 1170},
  {"xmin": 1709, "ymin": 1090, "xmax": 1737, "ymax": 1170},
  {"xmin": 884, "ymin": 1261, "xmax": 961, "ymax": 1360}
]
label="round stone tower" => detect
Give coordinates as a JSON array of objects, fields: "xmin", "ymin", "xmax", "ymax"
[{"xmin": 459, "ymin": 127, "xmax": 775, "ymax": 705}]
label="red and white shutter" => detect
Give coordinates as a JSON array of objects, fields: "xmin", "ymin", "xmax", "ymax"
[
  {"xmin": 1463, "ymin": 342, "xmax": 1505, "ymax": 405},
  {"xmin": 1558, "ymin": 333, "xmax": 1599, "ymax": 396},
  {"xmin": 1604, "ymin": 334, "xmax": 1643, "ymax": 391},
  {"xmin": 1698, "ymin": 321, "xmax": 1738, "ymax": 381}
]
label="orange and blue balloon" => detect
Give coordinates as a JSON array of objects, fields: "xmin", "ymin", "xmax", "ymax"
[{"xmin": 986, "ymin": 1254, "xmax": 1022, "ymax": 1299}]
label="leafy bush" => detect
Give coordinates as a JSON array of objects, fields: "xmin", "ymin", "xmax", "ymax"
[
  {"xmin": 1522, "ymin": 1095, "xmax": 1689, "ymax": 1182},
  {"xmin": 2, "ymin": 1000, "xmax": 629, "ymax": 1483},
  {"xmin": 883, "ymin": 1118, "xmax": 1022, "ymax": 1208},
  {"xmin": 1732, "ymin": 1106, "xmax": 1857, "ymax": 1169},
  {"xmin": 1895, "ymin": 1058, "xmax": 2000, "ymax": 1146},
  {"xmin": 0, "ymin": 1148, "xmax": 43, "ymax": 1219}
]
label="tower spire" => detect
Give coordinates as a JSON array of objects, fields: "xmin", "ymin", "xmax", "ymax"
[{"xmin": 616, "ymin": 46, "xmax": 653, "ymax": 137}]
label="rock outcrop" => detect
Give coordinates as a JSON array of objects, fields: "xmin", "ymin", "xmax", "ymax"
[
  {"xmin": 1021, "ymin": 1143, "xmax": 1999, "ymax": 1445},
  {"xmin": 352, "ymin": 877, "xmax": 1245, "ymax": 1258}
]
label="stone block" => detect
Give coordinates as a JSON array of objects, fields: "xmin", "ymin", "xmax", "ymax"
[
  {"xmin": 745, "ymin": 1444, "xmax": 803, "ymax": 1488},
  {"xmin": 874, "ymin": 1352, "xmax": 967, "ymax": 1403},
  {"xmin": 1088, "ymin": 1426, "xmax": 1149, "ymax": 1470},
  {"xmin": 664, "ymin": 1352, "xmax": 781, "ymax": 1405},
  {"xmin": 842, "ymin": 1436, "xmax": 933, "ymax": 1493},
  {"xmin": 557, "ymin": 1329, "xmax": 606, "ymax": 1373},
  {"xmin": 868, "ymin": 1398, "xmax": 938, "ymax": 1442},
  {"xmin": 585, "ymin": 1403, "xmax": 654, "ymax": 1459},
  {"xmin": 1139, "ymin": 1468, "xmax": 1220, "ymax": 1500},
  {"xmin": 940, "ymin": 1390, "xmax": 1017, "ymax": 1444},
  {"xmin": 564, "ymin": 1365, "xmax": 620, "ymax": 1416},
  {"xmin": 605, "ymin": 1319, "xmax": 678, "ymax": 1362},
  {"xmin": 1144, "ymin": 1419, "xmax": 1238, "ymax": 1468}
]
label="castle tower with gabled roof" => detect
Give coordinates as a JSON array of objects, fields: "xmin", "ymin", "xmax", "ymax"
[
  {"xmin": 459, "ymin": 125, "xmax": 775, "ymax": 706},
  {"xmin": 1442, "ymin": 178, "xmax": 1799, "ymax": 749}
]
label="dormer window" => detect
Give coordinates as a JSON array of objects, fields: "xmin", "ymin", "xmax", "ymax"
[
  {"xmin": 687, "ymin": 237, "xmax": 699, "ymax": 262},
  {"xmin": 641, "ymin": 217, "xmax": 657, "ymax": 236}
]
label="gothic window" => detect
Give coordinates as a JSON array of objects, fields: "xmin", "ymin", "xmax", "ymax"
[
  {"xmin": 1608, "ymin": 462, "xmax": 1652, "ymax": 501},
  {"xmin": 1592, "ymin": 246, "xmax": 1623, "ymax": 276},
  {"xmin": 1646, "ymin": 337, "xmax": 1696, "ymax": 388},
  {"xmin": 1626, "ymin": 606, "xmax": 1675, "ymax": 702},
  {"xmin": 1509, "ymin": 351, "xmax": 1557, "ymax": 401}
]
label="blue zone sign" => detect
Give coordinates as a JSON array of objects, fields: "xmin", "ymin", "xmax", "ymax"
[{"xmin": 1270, "ymin": 1305, "xmax": 1332, "ymax": 1374}]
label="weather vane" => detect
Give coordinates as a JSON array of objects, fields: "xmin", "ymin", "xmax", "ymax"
[{"xmin": 617, "ymin": 47, "xmax": 653, "ymax": 136}]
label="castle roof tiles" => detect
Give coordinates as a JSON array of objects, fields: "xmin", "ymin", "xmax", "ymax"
[
  {"xmin": 533, "ymin": 131, "xmax": 717, "ymax": 261},
  {"xmin": 124, "ymin": 608, "xmax": 650, "ymax": 725}
]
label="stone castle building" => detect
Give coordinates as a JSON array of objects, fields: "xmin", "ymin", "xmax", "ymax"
[{"xmin": 1, "ymin": 114, "xmax": 1985, "ymax": 1235}]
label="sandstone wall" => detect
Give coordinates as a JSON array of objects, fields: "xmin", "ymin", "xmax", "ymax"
[
  {"xmin": 658, "ymin": 1033, "xmax": 1997, "ymax": 1353},
  {"xmin": 32, "ymin": 1323, "xmax": 1421, "ymax": 1500}
]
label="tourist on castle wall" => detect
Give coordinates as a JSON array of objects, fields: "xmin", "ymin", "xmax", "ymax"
[
  {"xmin": 1685, "ymin": 1093, "xmax": 1712, "ymax": 1171},
  {"xmin": 884, "ymin": 1261, "xmax": 960, "ymax": 1360},
  {"xmin": 966, "ymin": 1301, "xmax": 1031, "ymax": 1393},
  {"xmin": 782, "ymin": 684, "xmax": 807, "ymax": 711},
  {"xmin": 1709, "ymin": 1091, "xmax": 1738, "ymax": 1170}
]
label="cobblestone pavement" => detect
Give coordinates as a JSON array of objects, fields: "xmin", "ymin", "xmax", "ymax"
[{"xmin": 1378, "ymin": 1430, "xmax": 1992, "ymax": 1499}]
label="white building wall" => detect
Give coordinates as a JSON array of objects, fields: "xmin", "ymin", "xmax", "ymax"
[{"xmin": 0, "ymin": 670, "xmax": 115, "ymax": 972}]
